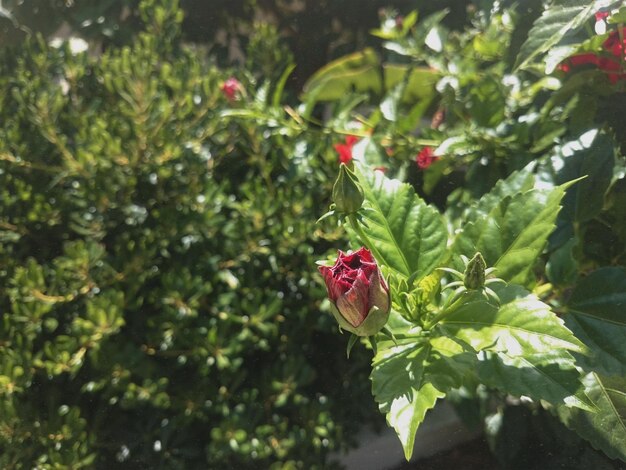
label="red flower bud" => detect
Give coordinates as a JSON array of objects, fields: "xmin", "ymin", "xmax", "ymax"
[{"xmin": 319, "ymin": 248, "xmax": 390, "ymax": 336}]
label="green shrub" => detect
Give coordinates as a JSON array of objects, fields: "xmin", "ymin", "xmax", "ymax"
[{"xmin": 0, "ymin": 1, "xmax": 378, "ymax": 468}]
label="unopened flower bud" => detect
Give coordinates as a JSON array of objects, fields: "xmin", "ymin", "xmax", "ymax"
[
  {"xmin": 464, "ymin": 252, "xmax": 486, "ymax": 290},
  {"xmin": 319, "ymin": 247, "xmax": 390, "ymax": 336},
  {"xmin": 332, "ymin": 163, "xmax": 364, "ymax": 215}
]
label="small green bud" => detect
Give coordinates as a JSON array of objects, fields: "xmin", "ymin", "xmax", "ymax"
[
  {"xmin": 332, "ymin": 163, "xmax": 364, "ymax": 215},
  {"xmin": 464, "ymin": 252, "xmax": 486, "ymax": 290}
]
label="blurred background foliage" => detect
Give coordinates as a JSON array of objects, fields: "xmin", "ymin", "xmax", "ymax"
[
  {"xmin": 0, "ymin": 0, "xmax": 383, "ymax": 467},
  {"xmin": 1, "ymin": 0, "xmax": 625, "ymax": 468}
]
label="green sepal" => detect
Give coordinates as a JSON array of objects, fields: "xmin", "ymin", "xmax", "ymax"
[
  {"xmin": 379, "ymin": 326, "xmax": 398, "ymax": 346},
  {"xmin": 368, "ymin": 336, "xmax": 378, "ymax": 356},
  {"xmin": 346, "ymin": 334, "xmax": 359, "ymax": 358},
  {"xmin": 316, "ymin": 207, "xmax": 336, "ymax": 223},
  {"xmin": 329, "ymin": 303, "xmax": 390, "ymax": 337}
]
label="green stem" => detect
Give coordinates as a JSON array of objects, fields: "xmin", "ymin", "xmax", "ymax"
[
  {"xmin": 384, "ymin": 333, "xmax": 423, "ymax": 340},
  {"xmin": 348, "ymin": 214, "xmax": 386, "ymax": 264},
  {"xmin": 423, "ymin": 291, "xmax": 470, "ymax": 329}
]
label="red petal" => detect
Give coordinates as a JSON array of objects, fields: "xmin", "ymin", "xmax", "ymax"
[
  {"xmin": 568, "ymin": 53, "xmax": 600, "ymax": 67},
  {"xmin": 334, "ymin": 144, "xmax": 353, "ymax": 164},
  {"xmin": 345, "ymin": 135, "xmax": 359, "ymax": 147},
  {"xmin": 336, "ymin": 270, "xmax": 370, "ymax": 326}
]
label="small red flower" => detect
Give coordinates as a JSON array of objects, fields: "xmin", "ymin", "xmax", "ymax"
[
  {"xmin": 334, "ymin": 135, "xmax": 359, "ymax": 164},
  {"xmin": 415, "ymin": 146, "xmax": 438, "ymax": 170},
  {"xmin": 345, "ymin": 135, "xmax": 359, "ymax": 146},
  {"xmin": 221, "ymin": 77, "xmax": 242, "ymax": 101}
]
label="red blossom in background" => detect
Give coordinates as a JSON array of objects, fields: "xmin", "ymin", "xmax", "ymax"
[
  {"xmin": 334, "ymin": 135, "xmax": 359, "ymax": 164},
  {"xmin": 415, "ymin": 146, "xmax": 438, "ymax": 169},
  {"xmin": 560, "ymin": 27, "xmax": 626, "ymax": 84},
  {"xmin": 221, "ymin": 77, "xmax": 242, "ymax": 101}
]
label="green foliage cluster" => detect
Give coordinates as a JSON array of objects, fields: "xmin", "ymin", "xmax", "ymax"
[
  {"xmin": 0, "ymin": 0, "xmax": 378, "ymax": 468},
  {"xmin": 304, "ymin": 1, "xmax": 626, "ymax": 467}
]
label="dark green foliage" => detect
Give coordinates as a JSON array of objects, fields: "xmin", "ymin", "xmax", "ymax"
[{"xmin": 0, "ymin": 1, "xmax": 377, "ymax": 468}]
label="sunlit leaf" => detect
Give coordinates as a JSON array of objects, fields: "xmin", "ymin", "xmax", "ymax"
[
  {"xmin": 371, "ymin": 334, "xmax": 475, "ymax": 460},
  {"xmin": 454, "ymin": 181, "xmax": 571, "ymax": 287},
  {"xmin": 354, "ymin": 166, "xmax": 447, "ymax": 281},
  {"xmin": 515, "ymin": 0, "xmax": 623, "ymax": 71},
  {"xmin": 440, "ymin": 286, "xmax": 586, "ymax": 356}
]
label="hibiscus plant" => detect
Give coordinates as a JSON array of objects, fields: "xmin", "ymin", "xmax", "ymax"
[{"xmin": 314, "ymin": 1, "xmax": 626, "ymax": 464}]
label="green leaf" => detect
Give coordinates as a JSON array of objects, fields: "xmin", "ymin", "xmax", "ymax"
[
  {"xmin": 476, "ymin": 350, "xmax": 591, "ymax": 410},
  {"xmin": 371, "ymin": 334, "xmax": 475, "ymax": 460},
  {"xmin": 354, "ymin": 167, "xmax": 447, "ymax": 280},
  {"xmin": 515, "ymin": 0, "xmax": 622, "ymax": 71},
  {"xmin": 557, "ymin": 373, "xmax": 626, "ymax": 461},
  {"xmin": 272, "ymin": 63, "xmax": 296, "ymax": 108},
  {"xmin": 383, "ymin": 65, "xmax": 440, "ymax": 104},
  {"xmin": 460, "ymin": 163, "xmax": 536, "ymax": 226},
  {"xmin": 546, "ymin": 237, "xmax": 578, "ymax": 286},
  {"xmin": 564, "ymin": 267, "xmax": 626, "ymax": 376},
  {"xmin": 454, "ymin": 182, "xmax": 570, "ymax": 286},
  {"xmin": 440, "ymin": 286, "xmax": 589, "ymax": 409},
  {"xmin": 547, "ymin": 130, "xmax": 615, "ymax": 223},
  {"xmin": 380, "ymin": 82, "xmax": 404, "ymax": 122},
  {"xmin": 301, "ymin": 48, "xmax": 382, "ymax": 102},
  {"xmin": 440, "ymin": 285, "xmax": 586, "ymax": 356}
]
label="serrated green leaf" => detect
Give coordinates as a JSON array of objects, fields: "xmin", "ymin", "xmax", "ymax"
[
  {"xmin": 462, "ymin": 163, "xmax": 537, "ymax": 221},
  {"xmin": 557, "ymin": 373, "xmax": 626, "ymax": 462},
  {"xmin": 454, "ymin": 182, "xmax": 569, "ymax": 287},
  {"xmin": 371, "ymin": 335, "xmax": 475, "ymax": 460},
  {"xmin": 515, "ymin": 0, "xmax": 622, "ymax": 71},
  {"xmin": 354, "ymin": 167, "xmax": 447, "ymax": 280},
  {"xmin": 371, "ymin": 341, "xmax": 433, "ymax": 460},
  {"xmin": 440, "ymin": 285, "xmax": 586, "ymax": 355},
  {"xmin": 476, "ymin": 350, "xmax": 591, "ymax": 410},
  {"xmin": 564, "ymin": 267, "xmax": 626, "ymax": 376}
]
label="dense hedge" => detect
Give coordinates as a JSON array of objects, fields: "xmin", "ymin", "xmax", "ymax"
[{"xmin": 0, "ymin": 1, "xmax": 379, "ymax": 468}]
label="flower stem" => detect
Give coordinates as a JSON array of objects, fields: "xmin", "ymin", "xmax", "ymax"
[
  {"xmin": 423, "ymin": 292, "xmax": 469, "ymax": 329},
  {"xmin": 348, "ymin": 214, "xmax": 386, "ymax": 265}
]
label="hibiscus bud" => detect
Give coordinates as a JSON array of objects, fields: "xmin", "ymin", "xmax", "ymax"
[
  {"xmin": 332, "ymin": 163, "xmax": 364, "ymax": 215},
  {"xmin": 464, "ymin": 252, "xmax": 486, "ymax": 290},
  {"xmin": 319, "ymin": 247, "xmax": 390, "ymax": 337}
]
